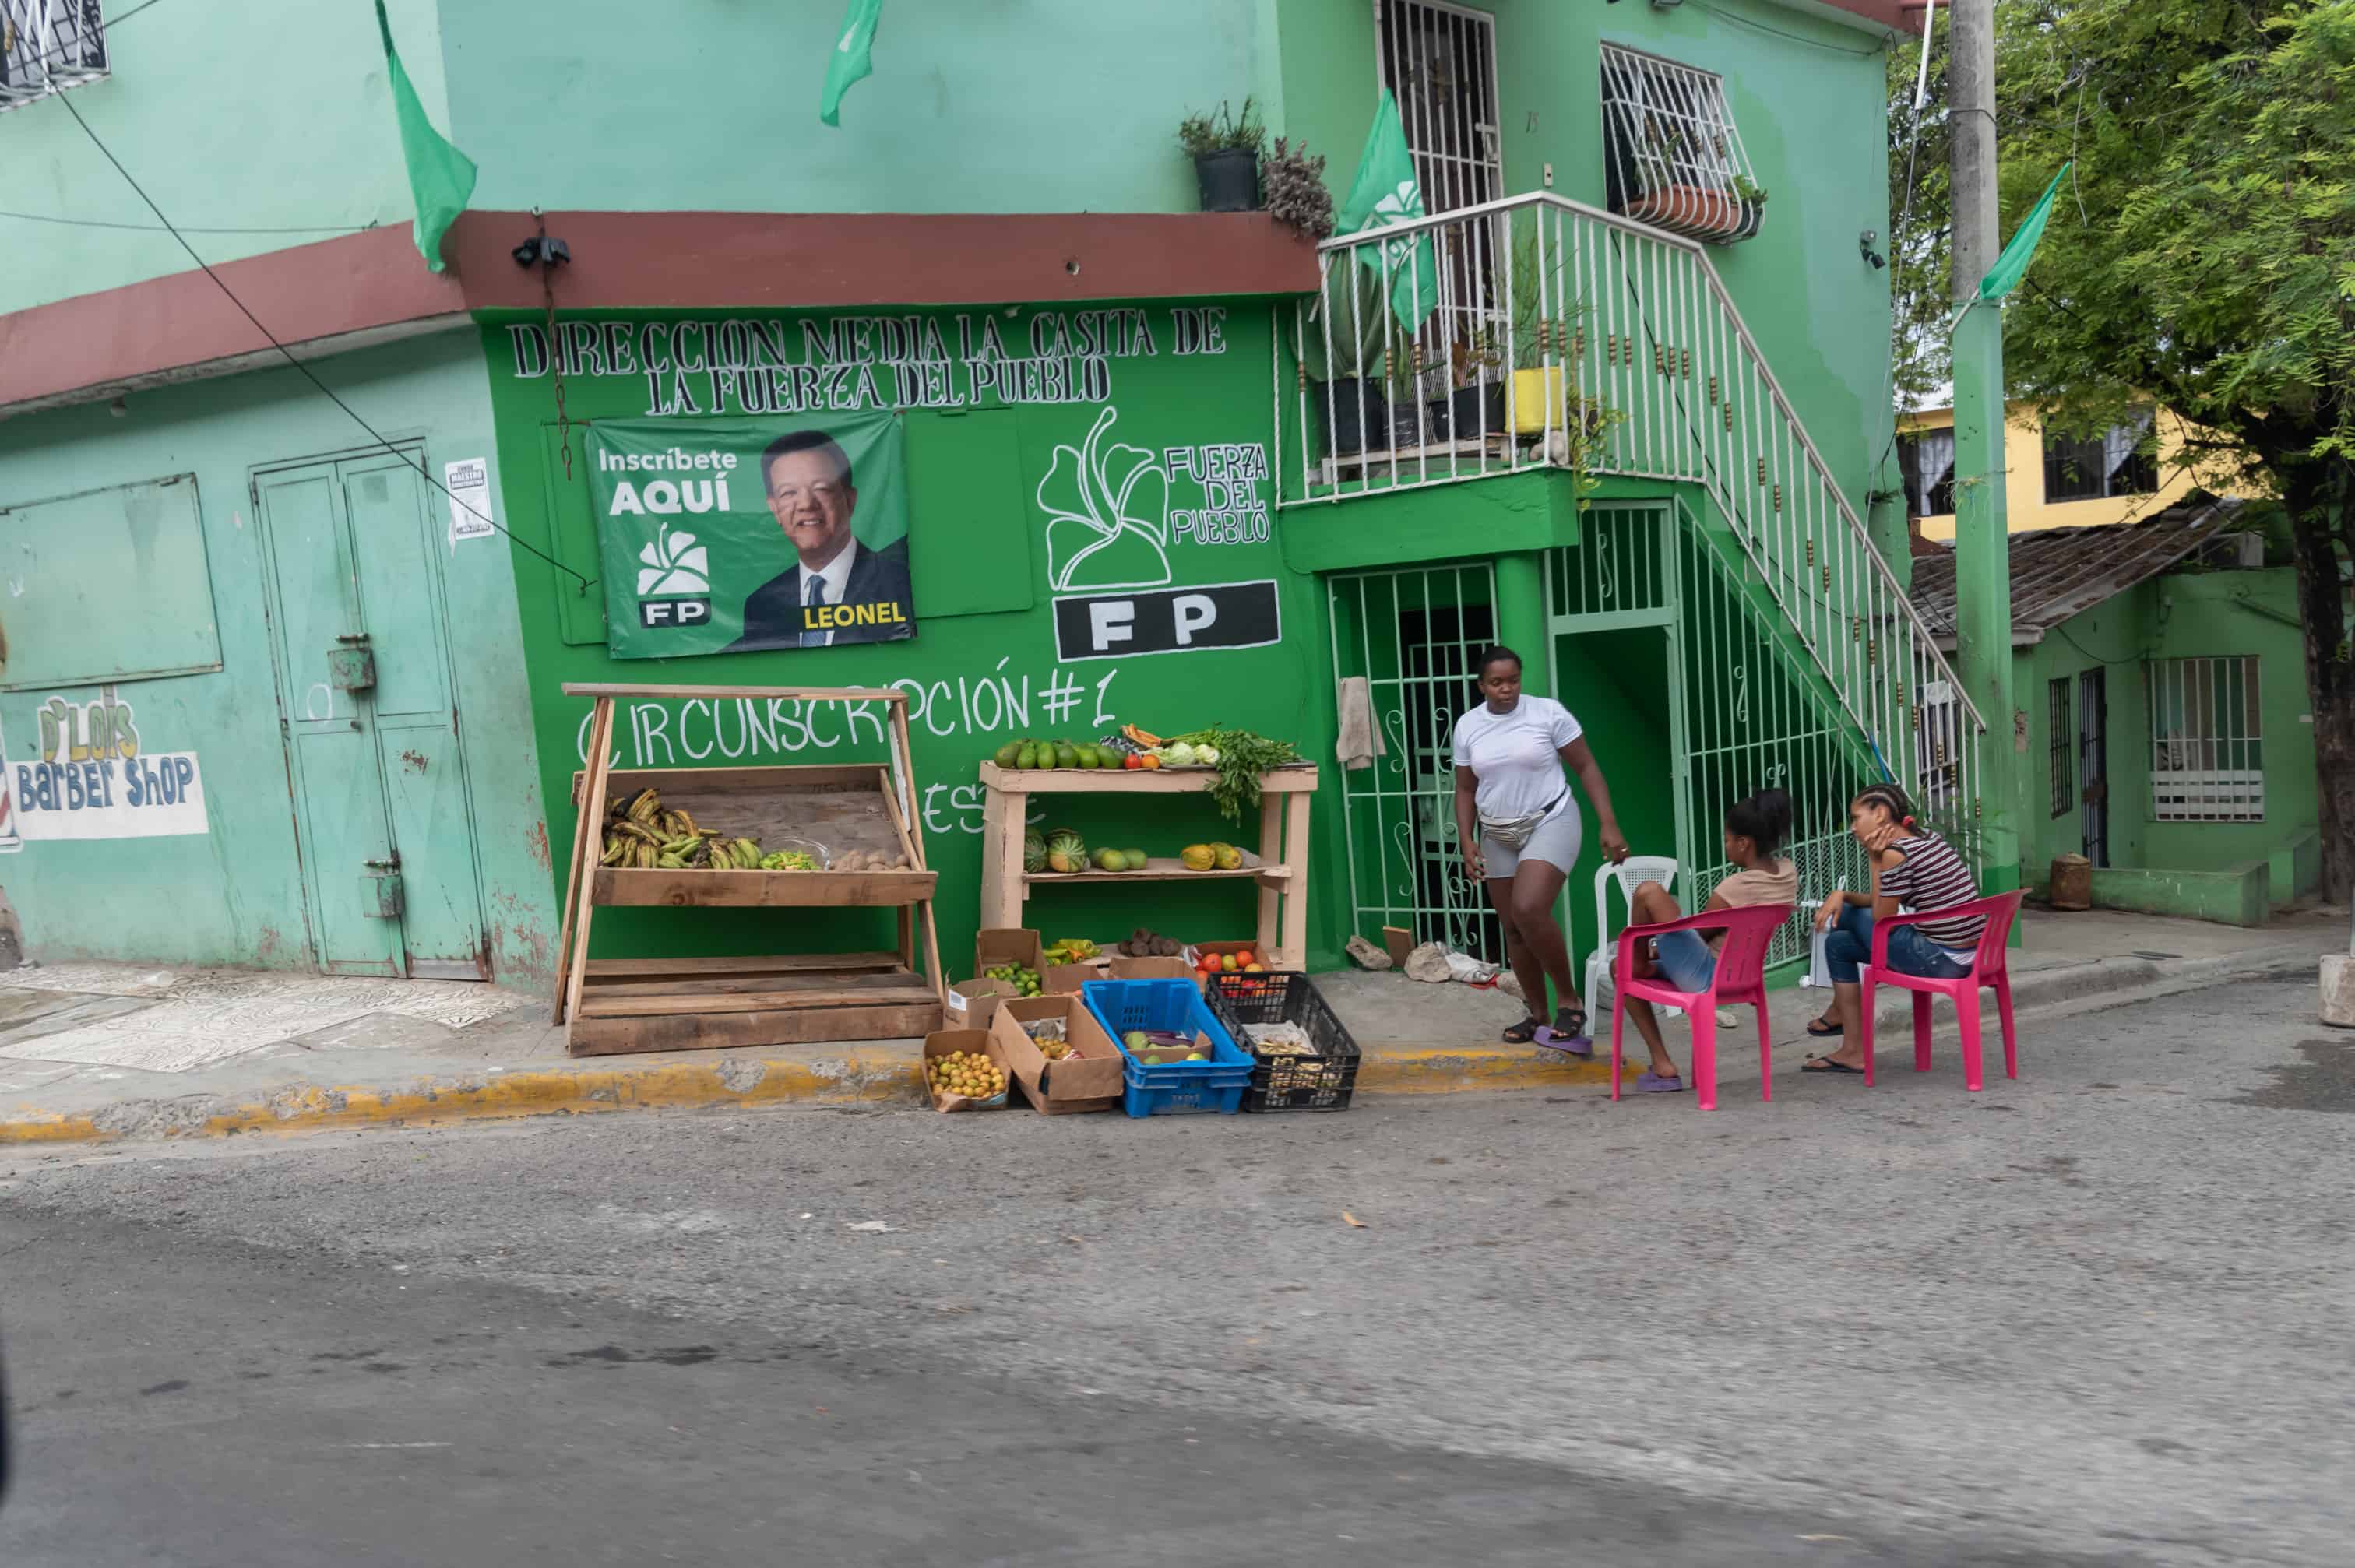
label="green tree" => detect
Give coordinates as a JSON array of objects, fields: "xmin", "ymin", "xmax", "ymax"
[{"xmin": 1891, "ymin": 0, "xmax": 2355, "ymax": 896}]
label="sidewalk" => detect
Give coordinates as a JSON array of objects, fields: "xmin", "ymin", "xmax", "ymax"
[{"xmin": 0, "ymin": 906, "xmax": 2340, "ymax": 1146}]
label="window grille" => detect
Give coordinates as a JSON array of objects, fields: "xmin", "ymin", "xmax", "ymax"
[
  {"xmin": 2047, "ymin": 677, "xmax": 2072, "ymax": 818},
  {"xmin": 2043, "ymin": 410, "xmax": 2159, "ymax": 504},
  {"xmin": 1377, "ymin": 0, "xmax": 1505, "ymax": 395},
  {"xmin": 1, "ymin": 0, "xmax": 106, "ymax": 111},
  {"xmin": 1899, "ymin": 427, "xmax": 1958, "ymax": 517},
  {"xmin": 2147, "ymin": 656, "xmax": 2263, "ymax": 821},
  {"xmin": 1600, "ymin": 42, "xmax": 1762, "ymax": 244}
]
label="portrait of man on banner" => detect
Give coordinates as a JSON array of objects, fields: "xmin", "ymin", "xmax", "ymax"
[
  {"xmin": 731, "ymin": 427, "xmax": 913, "ymax": 650},
  {"xmin": 587, "ymin": 411, "xmax": 913, "ymax": 660}
]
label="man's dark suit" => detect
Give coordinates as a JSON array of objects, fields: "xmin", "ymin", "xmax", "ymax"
[{"xmin": 729, "ymin": 540, "xmax": 914, "ymax": 650}]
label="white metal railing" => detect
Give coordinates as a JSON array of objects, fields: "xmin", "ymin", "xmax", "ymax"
[
  {"xmin": 1282, "ymin": 189, "xmax": 1988, "ymax": 849},
  {"xmin": 1, "ymin": 0, "xmax": 107, "ymax": 111}
]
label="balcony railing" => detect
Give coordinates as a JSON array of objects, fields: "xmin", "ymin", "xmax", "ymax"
[
  {"xmin": 1282, "ymin": 189, "xmax": 1989, "ymax": 848},
  {"xmin": 1, "ymin": 0, "xmax": 107, "ymax": 111}
]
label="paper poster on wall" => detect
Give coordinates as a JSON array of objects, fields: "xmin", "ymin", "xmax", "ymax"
[
  {"xmin": 11, "ymin": 691, "xmax": 209, "ymax": 841},
  {"xmin": 444, "ymin": 457, "xmax": 496, "ymax": 546},
  {"xmin": 588, "ymin": 414, "xmax": 913, "ymax": 659}
]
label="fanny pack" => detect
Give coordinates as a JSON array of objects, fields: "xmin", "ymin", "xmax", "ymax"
[{"xmin": 1478, "ymin": 788, "xmax": 1567, "ymax": 852}]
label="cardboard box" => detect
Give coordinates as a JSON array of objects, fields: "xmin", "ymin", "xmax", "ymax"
[
  {"xmin": 921, "ymin": 1028, "xmax": 1012, "ymax": 1112},
  {"xmin": 1109, "ymin": 954, "xmax": 1194, "ymax": 982},
  {"xmin": 1041, "ymin": 955, "xmax": 1112, "ymax": 995},
  {"xmin": 943, "ymin": 975, "xmax": 1021, "ymax": 1030},
  {"xmin": 974, "ymin": 927, "xmax": 1043, "ymax": 976},
  {"xmin": 1382, "ymin": 926, "xmax": 1413, "ymax": 967},
  {"xmin": 992, "ymin": 994, "xmax": 1125, "ymax": 1115}
]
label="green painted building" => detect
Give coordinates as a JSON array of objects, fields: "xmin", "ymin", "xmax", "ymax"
[
  {"xmin": 1910, "ymin": 506, "xmax": 2322, "ymax": 926},
  {"xmin": 3, "ymin": 0, "xmax": 1955, "ymax": 994}
]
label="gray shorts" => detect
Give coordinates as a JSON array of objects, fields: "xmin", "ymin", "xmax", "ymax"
[{"xmin": 1480, "ymin": 800, "xmax": 1584, "ymax": 879}]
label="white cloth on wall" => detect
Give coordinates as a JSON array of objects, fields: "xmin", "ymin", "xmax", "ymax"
[{"xmin": 1336, "ymin": 677, "xmax": 1386, "ymax": 772}]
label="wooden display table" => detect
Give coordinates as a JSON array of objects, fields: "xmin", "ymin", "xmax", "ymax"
[
  {"xmin": 554, "ymin": 683, "xmax": 945, "ymax": 1056},
  {"xmin": 977, "ymin": 761, "xmax": 1319, "ymax": 970}
]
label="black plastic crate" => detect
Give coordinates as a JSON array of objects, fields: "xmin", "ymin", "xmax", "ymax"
[{"xmin": 1205, "ymin": 972, "xmax": 1361, "ymax": 1113}]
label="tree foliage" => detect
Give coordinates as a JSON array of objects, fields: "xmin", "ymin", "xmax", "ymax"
[{"xmin": 1892, "ymin": 0, "xmax": 2355, "ymax": 894}]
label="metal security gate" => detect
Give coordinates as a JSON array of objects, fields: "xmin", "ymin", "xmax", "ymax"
[
  {"xmin": 1328, "ymin": 561, "xmax": 1501, "ymax": 961},
  {"xmin": 1554, "ymin": 503, "xmax": 1873, "ymax": 972}
]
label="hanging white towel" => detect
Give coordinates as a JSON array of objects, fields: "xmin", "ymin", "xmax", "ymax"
[{"xmin": 1336, "ymin": 676, "xmax": 1386, "ymax": 772}]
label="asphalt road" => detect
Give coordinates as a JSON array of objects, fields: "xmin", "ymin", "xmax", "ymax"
[{"xmin": 1, "ymin": 976, "xmax": 2348, "ymax": 1566}]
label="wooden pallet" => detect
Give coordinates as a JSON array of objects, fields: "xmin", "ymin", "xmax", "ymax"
[{"xmin": 552, "ymin": 684, "xmax": 945, "ymax": 1055}]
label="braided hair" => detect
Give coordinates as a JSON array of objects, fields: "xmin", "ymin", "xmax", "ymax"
[{"xmin": 1852, "ymin": 782, "xmax": 1917, "ymax": 835}]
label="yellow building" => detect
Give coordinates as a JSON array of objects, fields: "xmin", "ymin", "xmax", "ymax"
[{"xmin": 1896, "ymin": 402, "xmax": 2251, "ymax": 540}]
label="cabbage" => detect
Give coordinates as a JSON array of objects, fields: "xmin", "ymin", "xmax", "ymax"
[
  {"xmin": 1193, "ymin": 744, "xmax": 1221, "ymax": 766},
  {"xmin": 1164, "ymin": 741, "xmax": 1199, "ymax": 767}
]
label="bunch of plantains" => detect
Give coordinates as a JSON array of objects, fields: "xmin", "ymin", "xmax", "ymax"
[{"xmin": 599, "ymin": 788, "xmax": 815, "ymax": 871}]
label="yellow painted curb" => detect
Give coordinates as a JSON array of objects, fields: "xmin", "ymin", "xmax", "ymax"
[{"xmin": 0, "ymin": 1040, "xmax": 1616, "ymax": 1148}]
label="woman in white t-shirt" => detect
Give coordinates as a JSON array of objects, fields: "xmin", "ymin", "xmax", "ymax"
[{"xmin": 1450, "ymin": 645, "xmax": 1631, "ymax": 1051}]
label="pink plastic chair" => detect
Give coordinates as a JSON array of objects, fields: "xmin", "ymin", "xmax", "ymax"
[
  {"xmin": 1858, "ymin": 891, "xmax": 2026, "ymax": 1092},
  {"xmin": 1610, "ymin": 903, "xmax": 1794, "ymax": 1111}
]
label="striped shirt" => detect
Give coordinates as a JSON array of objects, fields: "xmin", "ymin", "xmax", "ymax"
[{"xmin": 1882, "ymin": 835, "xmax": 1984, "ymax": 950}]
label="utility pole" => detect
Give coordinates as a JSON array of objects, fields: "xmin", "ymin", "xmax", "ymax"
[{"xmin": 1947, "ymin": 0, "xmax": 2020, "ymax": 890}]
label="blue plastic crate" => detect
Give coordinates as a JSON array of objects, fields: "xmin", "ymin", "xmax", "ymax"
[{"xmin": 1082, "ymin": 979, "xmax": 1255, "ymax": 1117}]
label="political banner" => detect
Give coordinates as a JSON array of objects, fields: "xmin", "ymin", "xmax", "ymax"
[{"xmin": 588, "ymin": 413, "xmax": 913, "ymax": 659}]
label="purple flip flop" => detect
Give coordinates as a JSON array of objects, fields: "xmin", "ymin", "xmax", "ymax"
[
  {"xmin": 1633, "ymin": 1071, "xmax": 1687, "ymax": 1093},
  {"xmin": 1532, "ymin": 1026, "xmax": 1593, "ymax": 1060}
]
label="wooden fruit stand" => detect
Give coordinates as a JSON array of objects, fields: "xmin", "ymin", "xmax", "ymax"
[
  {"xmin": 977, "ymin": 761, "xmax": 1320, "ymax": 970},
  {"xmin": 554, "ymin": 683, "xmax": 945, "ymax": 1056}
]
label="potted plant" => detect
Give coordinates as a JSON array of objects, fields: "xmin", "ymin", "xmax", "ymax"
[
  {"xmin": 1505, "ymin": 234, "xmax": 1577, "ymax": 435},
  {"xmin": 1301, "ymin": 264, "xmax": 1389, "ymax": 457},
  {"xmin": 1384, "ymin": 343, "xmax": 1441, "ymax": 449},
  {"xmin": 1448, "ymin": 329, "xmax": 1508, "ymax": 440},
  {"xmin": 1262, "ymin": 137, "xmax": 1335, "ymax": 241},
  {"xmin": 1178, "ymin": 99, "xmax": 1268, "ymax": 213}
]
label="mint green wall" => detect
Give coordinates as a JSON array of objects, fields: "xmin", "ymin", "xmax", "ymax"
[
  {"xmin": 0, "ymin": 335, "xmax": 556, "ymax": 983},
  {"xmin": 0, "ymin": 0, "xmax": 445, "ymax": 316},
  {"xmin": 2019, "ymin": 567, "xmax": 2315, "ymax": 888},
  {"xmin": 441, "ymin": 1, "xmax": 1281, "ymax": 217},
  {"xmin": 480, "ymin": 300, "xmax": 1353, "ymax": 986}
]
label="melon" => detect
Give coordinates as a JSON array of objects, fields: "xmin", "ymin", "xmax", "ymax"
[
  {"xmin": 1023, "ymin": 827, "xmax": 1047, "ymax": 874},
  {"xmin": 1044, "ymin": 828, "xmax": 1089, "ymax": 874}
]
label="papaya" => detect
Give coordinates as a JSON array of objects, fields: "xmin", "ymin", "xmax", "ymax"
[
  {"xmin": 1094, "ymin": 847, "xmax": 1127, "ymax": 871},
  {"xmin": 1180, "ymin": 844, "xmax": 1215, "ymax": 871}
]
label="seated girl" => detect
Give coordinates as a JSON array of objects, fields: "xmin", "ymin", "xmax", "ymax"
[
  {"xmin": 1802, "ymin": 782, "xmax": 1985, "ymax": 1075},
  {"xmin": 1618, "ymin": 788, "xmax": 1800, "ymax": 1093}
]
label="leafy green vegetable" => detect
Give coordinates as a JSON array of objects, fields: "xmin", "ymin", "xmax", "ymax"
[{"xmin": 1169, "ymin": 727, "xmax": 1301, "ymax": 822}]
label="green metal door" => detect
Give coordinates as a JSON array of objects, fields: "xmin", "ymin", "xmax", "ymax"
[
  {"xmin": 255, "ymin": 450, "xmax": 488, "ymax": 979},
  {"xmin": 1327, "ymin": 561, "xmax": 1503, "ymax": 962}
]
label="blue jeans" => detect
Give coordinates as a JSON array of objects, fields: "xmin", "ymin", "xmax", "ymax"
[
  {"xmin": 1649, "ymin": 928, "xmax": 1716, "ymax": 993},
  {"xmin": 1822, "ymin": 905, "xmax": 1970, "ymax": 986}
]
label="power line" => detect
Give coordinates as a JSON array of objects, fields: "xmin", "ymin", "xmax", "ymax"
[
  {"xmin": 52, "ymin": 90, "xmax": 593, "ymax": 592},
  {"xmin": 1, "ymin": 208, "xmax": 380, "ymax": 235}
]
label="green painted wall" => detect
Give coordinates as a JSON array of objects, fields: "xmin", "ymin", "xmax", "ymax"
[
  {"xmin": 440, "ymin": 1, "xmax": 1282, "ymax": 218},
  {"xmin": 481, "ymin": 299, "xmax": 1356, "ymax": 985},
  {"xmin": 0, "ymin": 333, "xmax": 557, "ymax": 981},
  {"xmin": 1, "ymin": 0, "xmax": 447, "ymax": 316},
  {"xmin": 2018, "ymin": 567, "xmax": 2317, "ymax": 896}
]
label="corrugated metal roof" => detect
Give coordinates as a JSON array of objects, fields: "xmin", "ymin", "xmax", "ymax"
[{"xmin": 1907, "ymin": 501, "xmax": 2240, "ymax": 646}]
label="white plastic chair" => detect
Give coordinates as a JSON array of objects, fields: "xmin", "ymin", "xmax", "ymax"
[{"xmin": 1585, "ymin": 856, "xmax": 1681, "ymax": 1021}]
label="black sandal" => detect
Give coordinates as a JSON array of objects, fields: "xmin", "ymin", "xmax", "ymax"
[
  {"xmin": 1804, "ymin": 1012, "xmax": 1843, "ymax": 1038},
  {"xmin": 1801, "ymin": 1054, "xmax": 1864, "ymax": 1074},
  {"xmin": 1501, "ymin": 1017, "xmax": 1545, "ymax": 1044}
]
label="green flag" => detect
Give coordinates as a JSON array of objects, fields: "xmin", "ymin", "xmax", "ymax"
[
  {"xmin": 375, "ymin": 1, "xmax": 476, "ymax": 273},
  {"xmin": 820, "ymin": 0, "xmax": 882, "ymax": 128},
  {"xmin": 1975, "ymin": 163, "xmax": 2071, "ymax": 304},
  {"xmin": 1336, "ymin": 90, "xmax": 1441, "ymax": 334}
]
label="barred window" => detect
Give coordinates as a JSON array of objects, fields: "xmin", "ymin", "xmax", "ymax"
[
  {"xmin": 1899, "ymin": 428, "xmax": 1958, "ymax": 518},
  {"xmin": 2147, "ymin": 656, "xmax": 2263, "ymax": 822},
  {"xmin": 2044, "ymin": 411, "xmax": 2159, "ymax": 504},
  {"xmin": 1, "ymin": 1, "xmax": 108, "ymax": 111},
  {"xmin": 2047, "ymin": 678, "xmax": 2073, "ymax": 817},
  {"xmin": 1600, "ymin": 43, "xmax": 1762, "ymax": 244}
]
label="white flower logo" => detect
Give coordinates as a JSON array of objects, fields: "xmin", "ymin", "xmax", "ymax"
[
  {"xmin": 636, "ymin": 523, "xmax": 709, "ymax": 596},
  {"xmin": 1036, "ymin": 406, "xmax": 1171, "ymax": 593}
]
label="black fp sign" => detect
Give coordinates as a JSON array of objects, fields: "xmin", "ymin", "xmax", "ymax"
[{"xmin": 1052, "ymin": 580, "xmax": 1281, "ymax": 663}]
